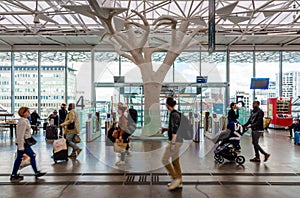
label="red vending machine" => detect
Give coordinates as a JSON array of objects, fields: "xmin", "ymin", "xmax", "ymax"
[{"xmin": 267, "ymin": 97, "xmax": 293, "ymax": 128}]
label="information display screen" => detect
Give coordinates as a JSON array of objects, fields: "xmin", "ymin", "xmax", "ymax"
[{"xmin": 250, "ymin": 78, "xmax": 269, "ymax": 89}]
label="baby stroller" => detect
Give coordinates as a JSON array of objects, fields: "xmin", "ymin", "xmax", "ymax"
[{"xmin": 213, "ymin": 123, "xmax": 246, "ymax": 165}]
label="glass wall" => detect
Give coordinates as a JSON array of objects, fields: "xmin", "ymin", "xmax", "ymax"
[
  {"xmin": 1, "ymin": 49, "xmax": 300, "ymax": 128},
  {"xmin": 0, "ymin": 52, "xmax": 11, "ymax": 112},
  {"xmin": 68, "ymin": 51, "xmax": 91, "ymax": 130},
  {"xmin": 282, "ymin": 52, "xmax": 300, "ymax": 100},
  {"xmin": 230, "ymin": 52, "xmax": 253, "ymax": 109},
  {"xmin": 14, "ymin": 52, "xmax": 38, "ymax": 115},
  {"xmin": 201, "ymin": 52, "xmax": 226, "ymax": 83},
  {"xmin": 40, "ymin": 52, "xmax": 66, "ymax": 118},
  {"xmin": 282, "ymin": 52, "xmax": 300, "ymax": 118},
  {"xmin": 95, "ymin": 52, "xmax": 119, "ymax": 83},
  {"xmin": 255, "ymin": 51, "xmax": 280, "ymax": 113}
]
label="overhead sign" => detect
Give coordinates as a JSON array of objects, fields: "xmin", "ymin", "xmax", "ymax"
[{"xmin": 196, "ymin": 76, "xmax": 208, "ymax": 83}]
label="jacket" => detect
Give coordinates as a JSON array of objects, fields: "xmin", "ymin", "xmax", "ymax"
[
  {"xmin": 60, "ymin": 109, "xmax": 80, "ymax": 135},
  {"xmin": 59, "ymin": 109, "xmax": 67, "ymax": 124},
  {"xmin": 168, "ymin": 110, "xmax": 183, "ymax": 142},
  {"xmin": 16, "ymin": 117, "xmax": 32, "ymax": 150},
  {"xmin": 228, "ymin": 109, "xmax": 239, "ymax": 123},
  {"xmin": 244, "ymin": 107, "xmax": 264, "ymax": 131}
]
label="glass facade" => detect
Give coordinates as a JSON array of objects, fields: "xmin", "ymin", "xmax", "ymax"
[
  {"xmin": 14, "ymin": 52, "xmax": 39, "ymax": 114},
  {"xmin": 40, "ymin": 52, "xmax": 66, "ymax": 118},
  {"xmin": 0, "ymin": 52, "xmax": 11, "ymax": 112},
  {"xmin": 230, "ymin": 52, "xmax": 253, "ymax": 109},
  {"xmin": 1, "ymin": 50, "xmax": 300, "ymax": 125}
]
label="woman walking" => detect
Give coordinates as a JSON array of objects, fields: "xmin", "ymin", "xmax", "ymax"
[{"xmin": 10, "ymin": 107, "xmax": 46, "ymax": 181}]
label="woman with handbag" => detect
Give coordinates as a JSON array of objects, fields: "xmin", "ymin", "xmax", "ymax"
[
  {"xmin": 59, "ymin": 103, "xmax": 82, "ymax": 158},
  {"xmin": 10, "ymin": 107, "xmax": 46, "ymax": 181},
  {"xmin": 114, "ymin": 103, "xmax": 130, "ymax": 166}
]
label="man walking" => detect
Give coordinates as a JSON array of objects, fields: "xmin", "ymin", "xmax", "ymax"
[
  {"xmin": 244, "ymin": 101, "xmax": 270, "ymax": 162},
  {"xmin": 59, "ymin": 103, "xmax": 82, "ymax": 158}
]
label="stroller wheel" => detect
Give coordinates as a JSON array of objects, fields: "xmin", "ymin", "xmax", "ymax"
[
  {"xmin": 236, "ymin": 155, "xmax": 245, "ymax": 165},
  {"xmin": 214, "ymin": 154, "xmax": 224, "ymax": 163}
]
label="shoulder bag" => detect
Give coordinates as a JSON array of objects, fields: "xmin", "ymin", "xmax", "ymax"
[{"xmin": 24, "ymin": 136, "xmax": 37, "ymax": 146}]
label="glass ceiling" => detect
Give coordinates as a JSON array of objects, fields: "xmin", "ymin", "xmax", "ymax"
[{"xmin": 0, "ymin": 0, "xmax": 300, "ymax": 42}]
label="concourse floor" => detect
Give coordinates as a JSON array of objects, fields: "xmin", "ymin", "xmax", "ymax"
[{"xmin": 0, "ymin": 128, "xmax": 300, "ymax": 198}]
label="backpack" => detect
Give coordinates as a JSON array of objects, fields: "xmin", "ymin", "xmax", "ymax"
[
  {"xmin": 127, "ymin": 108, "xmax": 138, "ymax": 134},
  {"xmin": 178, "ymin": 112, "xmax": 193, "ymax": 140}
]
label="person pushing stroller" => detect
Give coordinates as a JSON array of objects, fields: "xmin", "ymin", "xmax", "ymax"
[{"xmin": 227, "ymin": 102, "xmax": 241, "ymax": 151}]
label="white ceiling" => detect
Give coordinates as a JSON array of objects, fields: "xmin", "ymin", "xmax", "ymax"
[{"xmin": 1, "ymin": 0, "xmax": 300, "ymax": 50}]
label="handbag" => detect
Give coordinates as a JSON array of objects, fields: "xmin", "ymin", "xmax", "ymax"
[
  {"xmin": 24, "ymin": 136, "xmax": 37, "ymax": 146},
  {"xmin": 114, "ymin": 140, "xmax": 128, "ymax": 153},
  {"xmin": 67, "ymin": 122, "xmax": 75, "ymax": 130},
  {"xmin": 75, "ymin": 135, "xmax": 81, "ymax": 143}
]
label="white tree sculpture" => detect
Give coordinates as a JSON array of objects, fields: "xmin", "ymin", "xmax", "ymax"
[{"xmin": 87, "ymin": 1, "xmax": 206, "ymax": 135}]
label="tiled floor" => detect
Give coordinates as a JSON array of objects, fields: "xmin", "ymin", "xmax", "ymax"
[{"xmin": 0, "ymin": 128, "xmax": 300, "ymax": 197}]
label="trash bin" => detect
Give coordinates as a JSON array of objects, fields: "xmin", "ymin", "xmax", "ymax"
[{"xmin": 264, "ymin": 117, "xmax": 271, "ymax": 130}]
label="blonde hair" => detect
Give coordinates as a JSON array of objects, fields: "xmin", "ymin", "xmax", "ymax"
[{"xmin": 18, "ymin": 107, "xmax": 30, "ymax": 117}]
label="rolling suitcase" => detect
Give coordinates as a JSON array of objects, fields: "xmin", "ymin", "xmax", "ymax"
[
  {"xmin": 294, "ymin": 131, "xmax": 300, "ymax": 145},
  {"xmin": 46, "ymin": 125, "xmax": 58, "ymax": 140},
  {"xmin": 53, "ymin": 138, "xmax": 68, "ymax": 163}
]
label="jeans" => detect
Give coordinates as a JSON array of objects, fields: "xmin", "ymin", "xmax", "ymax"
[
  {"xmin": 12, "ymin": 146, "xmax": 38, "ymax": 175},
  {"xmin": 161, "ymin": 142, "xmax": 182, "ymax": 182},
  {"xmin": 66, "ymin": 134, "xmax": 79, "ymax": 153},
  {"xmin": 252, "ymin": 131, "xmax": 267, "ymax": 158}
]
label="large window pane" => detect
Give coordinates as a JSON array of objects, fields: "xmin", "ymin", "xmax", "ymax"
[
  {"xmin": 40, "ymin": 52, "xmax": 66, "ymax": 118},
  {"xmin": 14, "ymin": 52, "xmax": 38, "ymax": 116},
  {"xmin": 282, "ymin": 52, "xmax": 300, "ymax": 118},
  {"xmin": 230, "ymin": 52, "xmax": 253, "ymax": 109},
  {"xmin": 95, "ymin": 52, "xmax": 119, "ymax": 83},
  {"xmin": 200, "ymin": 52, "xmax": 226, "ymax": 83},
  {"xmin": 120, "ymin": 56, "xmax": 141, "ymax": 82},
  {"xmin": 282, "ymin": 52, "xmax": 300, "ymax": 100},
  {"xmin": 255, "ymin": 51, "xmax": 279, "ymax": 113},
  {"xmin": 68, "ymin": 51, "xmax": 91, "ymax": 129},
  {"xmin": 0, "ymin": 52, "xmax": 11, "ymax": 112}
]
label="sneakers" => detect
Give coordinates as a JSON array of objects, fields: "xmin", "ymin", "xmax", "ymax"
[
  {"xmin": 35, "ymin": 171, "xmax": 46, "ymax": 178},
  {"xmin": 168, "ymin": 178, "xmax": 181, "ymax": 190},
  {"xmin": 10, "ymin": 174, "xmax": 24, "ymax": 181},
  {"xmin": 115, "ymin": 160, "xmax": 125, "ymax": 166},
  {"xmin": 264, "ymin": 153, "xmax": 271, "ymax": 162},
  {"xmin": 76, "ymin": 148, "xmax": 82, "ymax": 156},
  {"xmin": 168, "ymin": 182, "xmax": 183, "ymax": 189},
  {"xmin": 250, "ymin": 157, "xmax": 261, "ymax": 162}
]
